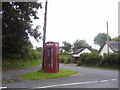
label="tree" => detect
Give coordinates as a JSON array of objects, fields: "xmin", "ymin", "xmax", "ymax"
[
  {"xmin": 2, "ymin": 2, "xmax": 42, "ymax": 57},
  {"xmin": 73, "ymin": 39, "xmax": 91, "ymax": 51},
  {"xmin": 36, "ymin": 47, "xmax": 42, "ymax": 52},
  {"xmin": 94, "ymin": 33, "xmax": 111, "ymax": 48},
  {"xmin": 62, "ymin": 41, "xmax": 72, "ymax": 52},
  {"xmin": 111, "ymin": 36, "xmax": 120, "ymax": 41}
]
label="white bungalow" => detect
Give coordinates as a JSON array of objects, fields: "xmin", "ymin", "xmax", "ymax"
[
  {"xmin": 71, "ymin": 47, "xmax": 91, "ymax": 63},
  {"xmin": 99, "ymin": 41, "xmax": 120, "ymax": 56}
]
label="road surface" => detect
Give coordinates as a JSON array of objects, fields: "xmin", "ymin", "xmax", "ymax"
[{"xmin": 2, "ymin": 64, "xmax": 119, "ymax": 88}]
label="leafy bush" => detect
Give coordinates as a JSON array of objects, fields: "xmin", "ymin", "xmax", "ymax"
[
  {"xmin": 60, "ymin": 52, "xmax": 69, "ymax": 55},
  {"xmin": 79, "ymin": 53, "xmax": 88, "ymax": 65},
  {"xmin": 86, "ymin": 53, "xmax": 101, "ymax": 65},
  {"xmin": 60, "ymin": 52, "xmax": 70, "ymax": 63},
  {"xmin": 3, "ymin": 46, "xmax": 42, "ymax": 61},
  {"xmin": 118, "ymin": 53, "xmax": 120, "ymax": 69},
  {"xmin": 76, "ymin": 52, "xmax": 119, "ymax": 69},
  {"xmin": 64, "ymin": 59, "xmax": 70, "ymax": 64},
  {"xmin": 3, "ymin": 45, "xmax": 42, "ymax": 70},
  {"xmin": 60, "ymin": 55, "xmax": 70, "ymax": 63},
  {"xmin": 76, "ymin": 60, "xmax": 82, "ymax": 66},
  {"xmin": 79, "ymin": 53, "xmax": 101, "ymax": 66},
  {"xmin": 100, "ymin": 53, "xmax": 118, "ymax": 67},
  {"xmin": 60, "ymin": 55, "xmax": 65, "ymax": 63}
]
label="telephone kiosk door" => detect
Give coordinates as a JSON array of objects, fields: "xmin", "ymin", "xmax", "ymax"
[{"xmin": 44, "ymin": 42, "xmax": 59, "ymax": 73}]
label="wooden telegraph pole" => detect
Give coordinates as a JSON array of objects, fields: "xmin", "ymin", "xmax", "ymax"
[
  {"xmin": 106, "ymin": 21, "xmax": 109, "ymax": 55},
  {"xmin": 42, "ymin": 0, "xmax": 48, "ymax": 70}
]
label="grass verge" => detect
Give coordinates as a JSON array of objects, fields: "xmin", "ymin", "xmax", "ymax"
[
  {"xmin": 2, "ymin": 59, "xmax": 42, "ymax": 71},
  {"xmin": 20, "ymin": 70, "xmax": 78, "ymax": 80}
]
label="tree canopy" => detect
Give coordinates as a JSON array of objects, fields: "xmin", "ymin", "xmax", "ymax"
[
  {"xmin": 111, "ymin": 36, "xmax": 120, "ymax": 41},
  {"xmin": 2, "ymin": 2, "xmax": 42, "ymax": 58},
  {"xmin": 62, "ymin": 41, "xmax": 72, "ymax": 52},
  {"xmin": 94, "ymin": 33, "xmax": 111, "ymax": 48},
  {"xmin": 73, "ymin": 39, "xmax": 91, "ymax": 51}
]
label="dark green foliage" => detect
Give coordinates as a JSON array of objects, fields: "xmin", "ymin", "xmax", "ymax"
[
  {"xmin": 77, "ymin": 52, "xmax": 119, "ymax": 69},
  {"xmin": 118, "ymin": 53, "xmax": 120, "ymax": 69},
  {"xmin": 60, "ymin": 58, "xmax": 64, "ymax": 63},
  {"xmin": 79, "ymin": 53, "xmax": 88, "ymax": 65},
  {"xmin": 78, "ymin": 53, "xmax": 101, "ymax": 66},
  {"xmin": 36, "ymin": 47, "xmax": 42, "ymax": 52},
  {"xmin": 60, "ymin": 52, "xmax": 69, "ymax": 55},
  {"xmin": 76, "ymin": 60, "xmax": 82, "ymax": 66},
  {"xmin": 100, "ymin": 53, "xmax": 118, "ymax": 68},
  {"xmin": 60, "ymin": 52, "xmax": 70, "ymax": 63},
  {"xmin": 2, "ymin": 2, "xmax": 42, "ymax": 59},
  {"xmin": 73, "ymin": 39, "xmax": 91, "ymax": 51},
  {"xmin": 111, "ymin": 36, "xmax": 120, "ymax": 41},
  {"xmin": 2, "ymin": 49, "xmax": 42, "ymax": 70},
  {"xmin": 60, "ymin": 55, "xmax": 70, "ymax": 63},
  {"xmin": 94, "ymin": 33, "xmax": 111, "ymax": 48},
  {"xmin": 4, "ymin": 47, "xmax": 42, "ymax": 61},
  {"xmin": 62, "ymin": 41, "xmax": 72, "ymax": 52},
  {"xmin": 86, "ymin": 53, "xmax": 101, "ymax": 65},
  {"xmin": 64, "ymin": 59, "xmax": 70, "ymax": 64}
]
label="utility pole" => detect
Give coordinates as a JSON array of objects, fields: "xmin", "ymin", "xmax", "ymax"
[
  {"xmin": 106, "ymin": 21, "xmax": 109, "ymax": 55},
  {"xmin": 42, "ymin": 0, "xmax": 48, "ymax": 70}
]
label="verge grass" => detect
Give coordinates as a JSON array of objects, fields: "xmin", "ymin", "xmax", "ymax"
[
  {"xmin": 20, "ymin": 70, "xmax": 78, "ymax": 80},
  {"xmin": 2, "ymin": 59, "xmax": 42, "ymax": 71}
]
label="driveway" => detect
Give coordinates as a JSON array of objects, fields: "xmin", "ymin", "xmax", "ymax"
[{"xmin": 2, "ymin": 64, "xmax": 119, "ymax": 88}]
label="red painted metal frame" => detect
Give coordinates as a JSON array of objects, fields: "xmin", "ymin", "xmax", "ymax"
[{"xmin": 44, "ymin": 42, "xmax": 59, "ymax": 73}]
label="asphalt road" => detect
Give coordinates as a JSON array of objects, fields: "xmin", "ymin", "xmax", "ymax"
[{"xmin": 2, "ymin": 64, "xmax": 119, "ymax": 89}]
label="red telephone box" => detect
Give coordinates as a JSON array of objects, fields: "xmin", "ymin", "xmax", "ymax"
[{"xmin": 44, "ymin": 41, "xmax": 59, "ymax": 73}]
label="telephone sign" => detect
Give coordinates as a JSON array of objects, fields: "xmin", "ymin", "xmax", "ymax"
[{"xmin": 44, "ymin": 42, "xmax": 59, "ymax": 73}]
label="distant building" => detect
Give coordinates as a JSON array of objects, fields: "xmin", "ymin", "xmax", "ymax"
[
  {"xmin": 71, "ymin": 47, "xmax": 91, "ymax": 63},
  {"xmin": 99, "ymin": 41, "xmax": 120, "ymax": 56},
  {"xmin": 59, "ymin": 47, "xmax": 65, "ymax": 52}
]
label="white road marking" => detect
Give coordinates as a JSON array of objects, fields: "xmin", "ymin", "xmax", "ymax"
[
  {"xmin": 100, "ymin": 80, "xmax": 109, "ymax": 82},
  {"xmin": 0, "ymin": 87, "xmax": 7, "ymax": 89},
  {"xmin": 111, "ymin": 79, "xmax": 117, "ymax": 81},
  {"xmin": 36, "ymin": 78, "xmax": 118, "ymax": 88},
  {"xmin": 36, "ymin": 81, "xmax": 98, "ymax": 88}
]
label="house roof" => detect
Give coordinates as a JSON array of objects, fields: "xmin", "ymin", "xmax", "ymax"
[
  {"xmin": 99, "ymin": 41, "xmax": 120, "ymax": 53},
  {"xmin": 72, "ymin": 47, "xmax": 91, "ymax": 54},
  {"xmin": 106, "ymin": 41, "xmax": 120, "ymax": 52}
]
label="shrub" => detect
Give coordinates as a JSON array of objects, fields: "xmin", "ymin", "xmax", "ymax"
[
  {"xmin": 60, "ymin": 55, "xmax": 70, "ymax": 63},
  {"xmin": 100, "ymin": 53, "xmax": 118, "ymax": 68},
  {"xmin": 64, "ymin": 59, "xmax": 70, "ymax": 64},
  {"xmin": 76, "ymin": 60, "xmax": 82, "ymax": 66},
  {"xmin": 79, "ymin": 53, "xmax": 88, "ymax": 65},
  {"xmin": 86, "ymin": 53, "xmax": 101, "ymax": 65},
  {"xmin": 77, "ymin": 52, "xmax": 119, "ymax": 68},
  {"xmin": 60, "ymin": 52, "xmax": 69, "ymax": 55},
  {"xmin": 60, "ymin": 52, "xmax": 70, "ymax": 63},
  {"xmin": 79, "ymin": 53, "xmax": 101, "ymax": 66},
  {"xmin": 3, "ymin": 46, "xmax": 42, "ymax": 61},
  {"xmin": 118, "ymin": 53, "xmax": 120, "ymax": 69},
  {"xmin": 60, "ymin": 55, "xmax": 65, "ymax": 63}
]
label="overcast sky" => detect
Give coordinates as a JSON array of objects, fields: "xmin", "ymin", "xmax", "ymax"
[{"xmin": 30, "ymin": 0, "xmax": 119, "ymax": 50}]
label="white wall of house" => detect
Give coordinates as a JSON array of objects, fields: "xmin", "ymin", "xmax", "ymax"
[
  {"xmin": 73, "ymin": 48, "xmax": 91, "ymax": 57},
  {"xmin": 100, "ymin": 44, "xmax": 114, "ymax": 56}
]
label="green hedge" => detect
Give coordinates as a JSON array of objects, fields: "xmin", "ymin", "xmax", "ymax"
[
  {"xmin": 76, "ymin": 52, "xmax": 119, "ymax": 68},
  {"xmin": 3, "ymin": 46, "xmax": 42, "ymax": 61},
  {"xmin": 77, "ymin": 53, "xmax": 101, "ymax": 66},
  {"xmin": 60, "ymin": 52, "xmax": 70, "ymax": 64},
  {"xmin": 2, "ymin": 47, "xmax": 42, "ymax": 70},
  {"xmin": 100, "ymin": 53, "xmax": 118, "ymax": 68}
]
